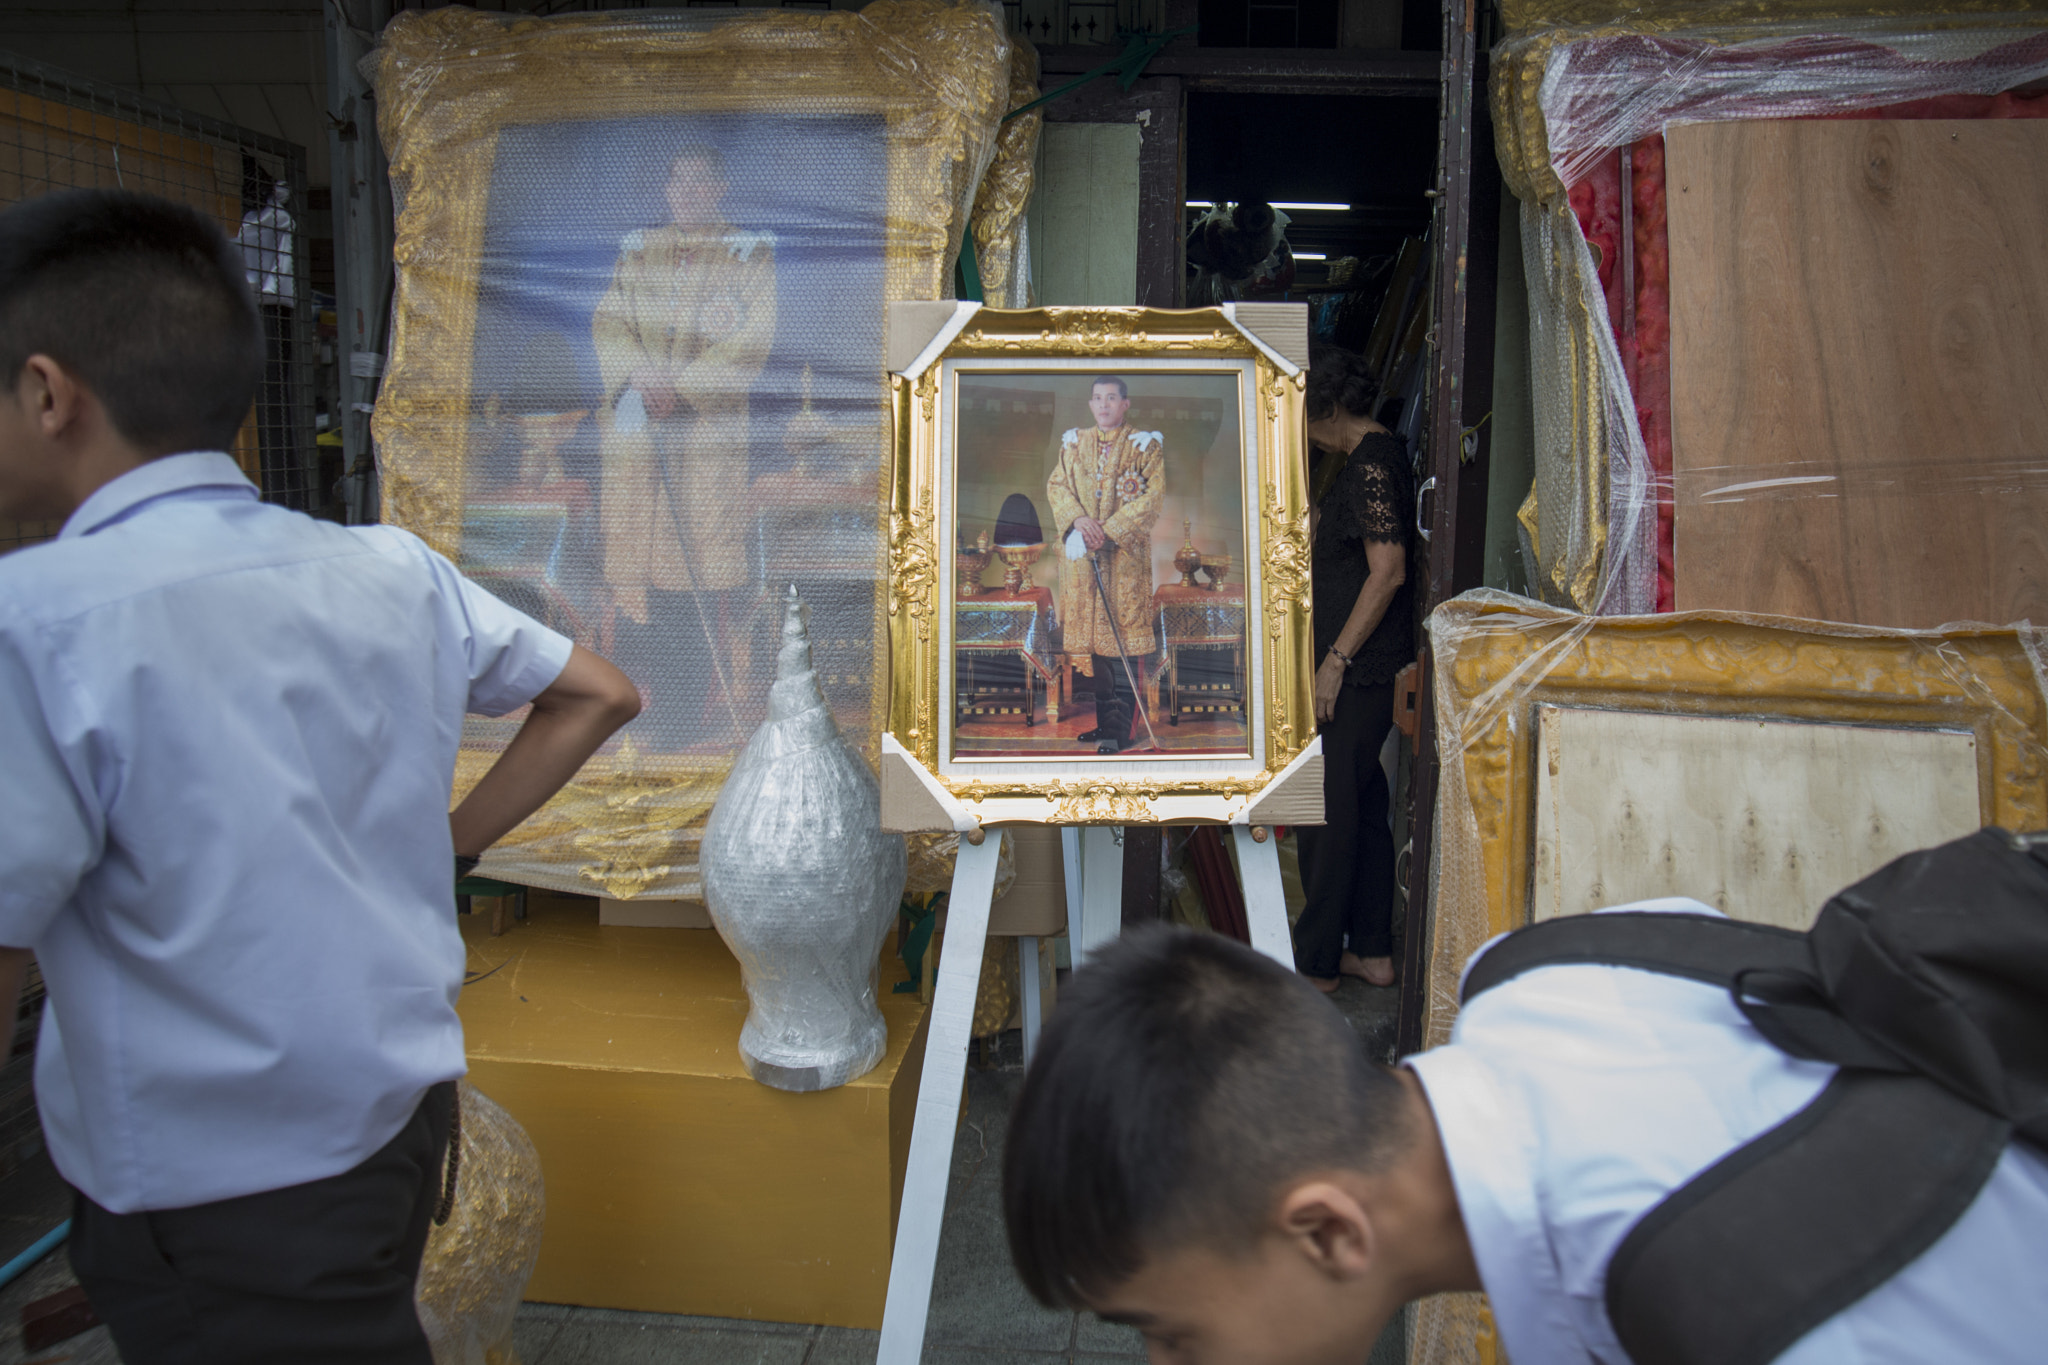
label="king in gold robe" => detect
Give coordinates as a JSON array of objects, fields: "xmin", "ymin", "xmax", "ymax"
[
  {"xmin": 1047, "ymin": 423, "xmax": 1166, "ymax": 660},
  {"xmin": 591, "ymin": 220, "xmax": 776, "ymax": 618}
]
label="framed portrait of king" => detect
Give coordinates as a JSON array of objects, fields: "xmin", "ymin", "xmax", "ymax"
[
  {"xmin": 885, "ymin": 306, "xmax": 1319, "ymax": 827},
  {"xmin": 366, "ymin": 3, "xmax": 1021, "ymax": 897}
]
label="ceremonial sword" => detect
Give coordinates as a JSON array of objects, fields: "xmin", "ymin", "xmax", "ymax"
[{"xmin": 1085, "ymin": 544, "xmax": 1162, "ymax": 753}]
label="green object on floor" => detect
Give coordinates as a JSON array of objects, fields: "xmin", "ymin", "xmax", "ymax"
[{"xmin": 894, "ymin": 890, "xmax": 947, "ymax": 994}]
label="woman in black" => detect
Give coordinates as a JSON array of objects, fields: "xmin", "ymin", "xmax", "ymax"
[{"xmin": 1293, "ymin": 345, "xmax": 1416, "ymax": 992}]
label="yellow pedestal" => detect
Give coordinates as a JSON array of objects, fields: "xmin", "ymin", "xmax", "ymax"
[{"xmin": 458, "ymin": 895, "xmax": 930, "ymax": 1328}]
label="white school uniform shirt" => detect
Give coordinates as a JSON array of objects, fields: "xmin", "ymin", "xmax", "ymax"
[
  {"xmin": 1407, "ymin": 898, "xmax": 2048, "ymax": 1365},
  {"xmin": 0, "ymin": 452, "xmax": 572, "ymax": 1214}
]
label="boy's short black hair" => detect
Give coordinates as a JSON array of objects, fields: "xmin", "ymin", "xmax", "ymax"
[
  {"xmin": 1003, "ymin": 927, "xmax": 1410, "ymax": 1307},
  {"xmin": 0, "ymin": 189, "xmax": 261, "ymax": 455},
  {"xmin": 1091, "ymin": 376, "xmax": 1129, "ymax": 400}
]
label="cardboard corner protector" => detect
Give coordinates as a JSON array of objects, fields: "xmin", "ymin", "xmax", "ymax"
[
  {"xmin": 1228, "ymin": 302, "xmax": 1311, "ymax": 372},
  {"xmin": 880, "ymin": 735, "xmax": 969, "ymax": 834},
  {"xmin": 1243, "ymin": 736, "xmax": 1325, "ymax": 827}
]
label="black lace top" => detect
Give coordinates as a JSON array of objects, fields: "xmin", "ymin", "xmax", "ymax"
[{"xmin": 1310, "ymin": 430, "xmax": 1417, "ymax": 688}]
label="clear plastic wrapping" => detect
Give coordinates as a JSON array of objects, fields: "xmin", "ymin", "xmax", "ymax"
[
  {"xmin": 971, "ymin": 42, "xmax": 1044, "ymax": 308},
  {"xmin": 1490, "ymin": 15, "xmax": 2048, "ymax": 617},
  {"xmin": 417, "ymin": 1083, "xmax": 545, "ymax": 1365},
  {"xmin": 368, "ymin": 2, "xmax": 1018, "ymax": 902},
  {"xmin": 905, "ymin": 827, "xmax": 1017, "ymax": 898},
  {"xmin": 1517, "ymin": 196, "xmax": 1656, "ymax": 614},
  {"xmin": 1409, "ymin": 587, "xmax": 2048, "ymax": 1363},
  {"xmin": 1505, "ymin": 21, "xmax": 2048, "ymax": 196}
]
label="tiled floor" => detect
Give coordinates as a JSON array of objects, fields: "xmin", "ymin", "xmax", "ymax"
[{"xmin": 0, "ymin": 973, "xmax": 1406, "ymax": 1365}]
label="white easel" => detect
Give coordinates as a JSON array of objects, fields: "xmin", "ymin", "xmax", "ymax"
[
  {"xmin": 874, "ymin": 818, "xmax": 1297, "ymax": 1364},
  {"xmin": 873, "ymin": 297, "xmax": 1316, "ymax": 1360}
]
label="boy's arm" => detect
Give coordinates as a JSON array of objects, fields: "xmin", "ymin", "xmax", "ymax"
[{"xmin": 449, "ymin": 645, "xmax": 641, "ymax": 859}]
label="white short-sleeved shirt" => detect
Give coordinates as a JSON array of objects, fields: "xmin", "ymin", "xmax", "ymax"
[
  {"xmin": 0, "ymin": 453, "xmax": 572, "ymax": 1213},
  {"xmin": 1408, "ymin": 898, "xmax": 2048, "ymax": 1365}
]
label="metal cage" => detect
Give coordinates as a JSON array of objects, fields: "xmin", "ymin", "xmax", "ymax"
[{"xmin": 0, "ymin": 49, "xmax": 320, "ymax": 554}]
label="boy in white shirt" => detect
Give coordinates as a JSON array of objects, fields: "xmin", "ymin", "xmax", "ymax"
[
  {"xmin": 0, "ymin": 190, "xmax": 641, "ymax": 1361},
  {"xmin": 1003, "ymin": 922, "xmax": 2048, "ymax": 1365}
]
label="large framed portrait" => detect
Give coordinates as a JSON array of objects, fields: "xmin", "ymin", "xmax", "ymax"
[
  {"xmin": 369, "ymin": 3, "xmax": 1019, "ymax": 898},
  {"xmin": 884, "ymin": 305, "xmax": 1319, "ymax": 827}
]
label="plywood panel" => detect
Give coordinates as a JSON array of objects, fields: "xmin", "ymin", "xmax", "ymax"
[
  {"xmin": 1667, "ymin": 119, "xmax": 2048, "ymax": 628},
  {"xmin": 1532, "ymin": 705, "xmax": 1980, "ymax": 930}
]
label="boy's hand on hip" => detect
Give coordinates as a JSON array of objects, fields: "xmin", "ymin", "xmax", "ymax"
[{"xmin": 449, "ymin": 646, "xmax": 642, "ymax": 860}]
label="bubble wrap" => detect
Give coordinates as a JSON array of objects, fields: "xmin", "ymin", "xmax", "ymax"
[
  {"xmin": 1409, "ymin": 588, "xmax": 2048, "ymax": 1365},
  {"xmin": 367, "ymin": 2, "xmax": 1018, "ymax": 902},
  {"xmin": 1490, "ymin": 13, "xmax": 2048, "ymax": 617},
  {"xmin": 416, "ymin": 1083, "xmax": 545, "ymax": 1365},
  {"xmin": 905, "ymin": 827, "xmax": 1016, "ymax": 898},
  {"xmin": 701, "ymin": 588, "xmax": 910, "ymax": 1091}
]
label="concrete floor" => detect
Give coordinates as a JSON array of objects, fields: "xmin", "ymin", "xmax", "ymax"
[{"xmin": 0, "ymin": 974, "xmax": 1405, "ymax": 1365}]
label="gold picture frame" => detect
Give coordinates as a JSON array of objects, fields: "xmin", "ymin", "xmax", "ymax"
[
  {"xmin": 882, "ymin": 305, "xmax": 1320, "ymax": 828},
  {"xmin": 367, "ymin": 2, "xmax": 1017, "ymax": 899},
  {"xmin": 1411, "ymin": 595, "xmax": 2048, "ymax": 1365},
  {"xmin": 1422, "ymin": 595, "xmax": 2048, "ymax": 1046}
]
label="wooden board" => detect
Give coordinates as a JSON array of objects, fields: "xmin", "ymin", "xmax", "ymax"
[
  {"xmin": 1667, "ymin": 119, "xmax": 2048, "ymax": 628},
  {"xmin": 1027, "ymin": 122, "xmax": 1141, "ymax": 305},
  {"xmin": 1532, "ymin": 705, "xmax": 1981, "ymax": 930}
]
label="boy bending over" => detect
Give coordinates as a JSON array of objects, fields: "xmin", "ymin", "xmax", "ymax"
[
  {"xmin": 1004, "ymin": 925, "xmax": 2046, "ymax": 1364},
  {"xmin": 0, "ymin": 191, "xmax": 640, "ymax": 1362}
]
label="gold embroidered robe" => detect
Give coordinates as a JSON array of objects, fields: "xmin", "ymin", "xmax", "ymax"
[
  {"xmin": 591, "ymin": 222, "xmax": 776, "ymax": 616},
  {"xmin": 1046, "ymin": 425, "xmax": 1166, "ymax": 664}
]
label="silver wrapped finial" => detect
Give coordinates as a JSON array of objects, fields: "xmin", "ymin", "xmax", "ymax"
[{"xmin": 700, "ymin": 586, "xmax": 909, "ymax": 1091}]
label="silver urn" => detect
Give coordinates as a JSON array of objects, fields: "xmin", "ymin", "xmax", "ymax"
[{"xmin": 701, "ymin": 587, "xmax": 908, "ymax": 1091}]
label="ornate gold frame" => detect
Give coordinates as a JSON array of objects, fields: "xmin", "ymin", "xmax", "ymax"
[
  {"xmin": 368, "ymin": 2, "xmax": 1015, "ymax": 898},
  {"xmin": 372, "ymin": 0, "xmax": 1010, "ymax": 554},
  {"xmin": 1423, "ymin": 597, "xmax": 2048, "ymax": 1047},
  {"xmin": 1412, "ymin": 597, "xmax": 2048, "ymax": 1365},
  {"xmin": 886, "ymin": 307, "xmax": 1315, "ymax": 826}
]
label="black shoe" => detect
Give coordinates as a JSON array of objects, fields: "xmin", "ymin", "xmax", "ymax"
[
  {"xmin": 1095, "ymin": 737, "xmax": 1123, "ymax": 755},
  {"xmin": 1076, "ymin": 728, "xmax": 1105, "ymax": 743}
]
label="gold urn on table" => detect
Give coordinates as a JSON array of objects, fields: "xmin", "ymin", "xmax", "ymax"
[
  {"xmin": 957, "ymin": 530, "xmax": 992, "ymax": 599},
  {"xmin": 995, "ymin": 541, "xmax": 1044, "ymax": 594},
  {"xmin": 1201, "ymin": 552, "xmax": 1233, "ymax": 591},
  {"xmin": 1174, "ymin": 519, "xmax": 1203, "ymax": 588}
]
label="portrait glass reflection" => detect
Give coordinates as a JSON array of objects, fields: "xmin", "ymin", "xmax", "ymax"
[
  {"xmin": 949, "ymin": 366, "xmax": 1253, "ymax": 763},
  {"xmin": 463, "ymin": 113, "xmax": 885, "ymax": 755}
]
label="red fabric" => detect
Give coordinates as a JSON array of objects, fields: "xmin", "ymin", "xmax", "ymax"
[
  {"xmin": 1568, "ymin": 90, "xmax": 2048, "ymax": 613},
  {"xmin": 1187, "ymin": 825, "xmax": 1250, "ymax": 944}
]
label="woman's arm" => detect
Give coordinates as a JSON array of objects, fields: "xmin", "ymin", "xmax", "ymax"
[{"xmin": 1314, "ymin": 539, "xmax": 1406, "ymax": 724}]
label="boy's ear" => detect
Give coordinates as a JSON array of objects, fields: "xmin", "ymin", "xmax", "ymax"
[
  {"xmin": 1275, "ymin": 1179, "xmax": 1378, "ymax": 1282},
  {"xmin": 17, "ymin": 354, "xmax": 85, "ymax": 439}
]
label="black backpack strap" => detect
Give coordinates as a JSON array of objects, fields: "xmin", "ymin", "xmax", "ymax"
[
  {"xmin": 1606, "ymin": 1070, "xmax": 2011, "ymax": 1365},
  {"xmin": 1459, "ymin": 911, "xmax": 1811, "ymax": 1005}
]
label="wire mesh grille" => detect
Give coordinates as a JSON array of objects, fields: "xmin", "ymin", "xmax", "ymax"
[{"xmin": 0, "ymin": 49, "xmax": 319, "ymax": 554}]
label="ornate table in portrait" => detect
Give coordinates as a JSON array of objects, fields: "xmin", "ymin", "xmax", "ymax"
[
  {"xmin": 1154, "ymin": 584, "xmax": 1246, "ymax": 725},
  {"xmin": 954, "ymin": 586, "xmax": 1061, "ymax": 727}
]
